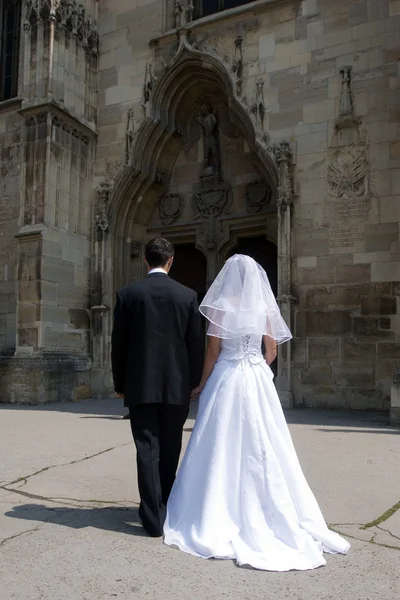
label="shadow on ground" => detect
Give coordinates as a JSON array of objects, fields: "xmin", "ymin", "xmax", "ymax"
[
  {"xmin": 284, "ymin": 409, "xmax": 396, "ymax": 432},
  {"xmin": 0, "ymin": 398, "xmax": 200, "ymax": 421},
  {"xmin": 4, "ymin": 503, "xmax": 148, "ymax": 537},
  {"xmin": 0, "ymin": 398, "xmax": 397, "ymax": 434}
]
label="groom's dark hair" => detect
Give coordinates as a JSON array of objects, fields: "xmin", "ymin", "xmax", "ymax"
[{"xmin": 145, "ymin": 237, "xmax": 174, "ymax": 267}]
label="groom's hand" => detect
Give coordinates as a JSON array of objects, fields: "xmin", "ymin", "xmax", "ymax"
[
  {"xmin": 190, "ymin": 385, "xmax": 203, "ymax": 400},
  {"xmin": 116, "ymin": 392, "xmax": 124, "ymax": 399}
]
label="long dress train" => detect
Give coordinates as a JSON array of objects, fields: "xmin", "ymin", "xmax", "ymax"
[{"xmin": 164, "ymin": 334, "xmax": 350, "ymax": 571}]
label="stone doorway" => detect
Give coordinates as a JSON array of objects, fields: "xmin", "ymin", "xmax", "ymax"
[{"xmin": 94, "ymin": 45, "xmax": 294, "ymax": 402}]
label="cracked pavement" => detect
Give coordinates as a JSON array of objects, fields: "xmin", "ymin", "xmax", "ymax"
[{"xmin": 1, "ymin": 400, "xmax": 399, "ymax": 600}]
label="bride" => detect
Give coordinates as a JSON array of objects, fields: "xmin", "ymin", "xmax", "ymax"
[{"xmin": 164, "ymin": 254, "xmax": 350, "ymax": 571}]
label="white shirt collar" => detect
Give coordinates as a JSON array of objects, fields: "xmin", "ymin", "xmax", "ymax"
[{"xmin": 148, "ymin": 267, "xmax": 168, "ymax": 275}]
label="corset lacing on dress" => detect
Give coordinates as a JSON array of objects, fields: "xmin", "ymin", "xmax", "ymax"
[{"xmin": 218, "ymin": 334, "xmax": 265, "ymax": 365}]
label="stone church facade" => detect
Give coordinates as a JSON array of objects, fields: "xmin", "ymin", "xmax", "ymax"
[{"xmin": 0, "ymin": 0, "xmax": 399, "ymax": 414}]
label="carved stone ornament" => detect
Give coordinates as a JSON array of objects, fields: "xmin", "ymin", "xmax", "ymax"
[
  {"xmin": 155, "ymin": 171, "xmax": 166, "ymax": 186},
  {"xmin": 245, "ymin": 181, "xmax": 271, "ymax": 213},
  {"xmin": 125, "ymin": 109, "xmax": 135, "ymax": 165},
  {"xmin": 273, "ymin": 141, "xmax": 293, "ymax": 212},
  {"xmin": 327, "ymin": 149, "xmax": 368, "ymax": 198},
  {"xmin": 195, "ymin": 189, "xmax": 228, "ymax": 219},
  {"xmin": 174, "ymin": 0, "xmax": 194, "ymax": 28},
  {"xmin": 197, "ymin": 104, "xmax": 220, "ymax": 181},
  {"xmin": 142, "ymin": 63, "xmax": 154, "ymax": 109},
  {"xmin": 232, "ymin": 35, "xmax": 243, "ymax": 96},
  {"xmin": 23, "ymin": 0, "xmax": 99, "ymax": 54},
  {"xmin": 251, "ymin": 79, "xmax": 265, "ymax": 129},
  {"xmin": 94, "ymin": 182, "xmax": 112, "ymax": 232},
  {"xmin": 336, "ymin": 66, "xmax": 359, "ymax": 130},
  {"xmin": 131, "ymin": 241, "xmax": 141, "ymax": 259},
  {"xmin": 159, "ymin": 193, "xmax": 184, "ymax": 226}
]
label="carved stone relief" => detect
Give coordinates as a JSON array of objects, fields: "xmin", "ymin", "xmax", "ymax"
[
  {"xmin": 194, "ymin": 183, "xmax": 231, "ymax": 250},
  {"xmin": 251, "ymin": 79, "xmax": 266, "ymax": 130},
  {"xmin": 174, "ymin": 0, "xmax": 194, "ymax": 28},
  {"xmin": 125, "ymin": 109, "xmax": 135, "ymax": 165},
  {"xmin": 335, "ymin": 66, "xmax": 360, "ymax": 130},
  {"xmin": 327, "ymin": 148, "xmax": 368, "ymax": 198},
  {"xmin": 232, "ymin": 35, "xmax": 243, "ymax": 96},
  {"xmin": 142, "ymin": 63, "xmax": 154, "ymax": 109},
  {"xmin": 273, "ymin": 142, "xmax": 293, "ymax": 212},
  {"xmin": 159, "ymin": 193, "xmax": 184, "ymax": 226},
  {"xmin": 245, "ymin": 181, "xmax": 272, "ymax": 213},
  {"xmin": 94, "ymin": 181, "xmax": 112, "ymax": 234},
  {"xmin": 325, "ymin": 147, "xmax": 371, "ymax": 250}
]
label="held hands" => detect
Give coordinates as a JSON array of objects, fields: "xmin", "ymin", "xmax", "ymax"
[
  {"xmin": 116, "ymin": 393, "xmax": 124, "ymax": 399},
  {"xmin": 190, "ymin": 384, "xmax": 204, "ymax": 400}
]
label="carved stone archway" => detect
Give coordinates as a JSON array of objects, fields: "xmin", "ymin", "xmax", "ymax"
[{"xmin": 91, "ymin": 34, "xmax": 294, "ymax": 405}]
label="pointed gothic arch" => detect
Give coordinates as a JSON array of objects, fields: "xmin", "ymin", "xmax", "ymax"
[{"xmin": 91, "ymin": 35, "xmax": 294, "ymax": 406}]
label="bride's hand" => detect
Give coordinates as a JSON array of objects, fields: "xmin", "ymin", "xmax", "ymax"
[{"xmin": 190, "ymin": 385, "xmax": 203, "ymax": 400}]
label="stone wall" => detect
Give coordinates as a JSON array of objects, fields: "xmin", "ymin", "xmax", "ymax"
[
  {"xmin": 0, "ymin": 1, "xmax": 99, "ymax": 403},
  {"xmin": 0, "ymin": 104, "xmax": 22, "ymax": 357}
]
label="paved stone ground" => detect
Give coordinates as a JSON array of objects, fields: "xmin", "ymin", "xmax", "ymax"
[{"xmin": 1, "ymin": 399, "xmax": 399, "ymax": 600}]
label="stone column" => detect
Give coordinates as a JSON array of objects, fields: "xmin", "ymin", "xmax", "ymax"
[
  {"xmin": 274, "ymin": 142, "xmax": 295, "ymax": 408},
  {"xmin": 91, "ymin": 182, "xmax": 112, "ymax": 398}
]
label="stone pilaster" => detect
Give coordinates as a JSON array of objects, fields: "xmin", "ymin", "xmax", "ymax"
[
  {"xmin": 274, "ymin": 142, "xmax": 295, "ymax": 408},
  {"xmin": 91, "ymin": 182, "xmax": 112, "ymax": 398}
]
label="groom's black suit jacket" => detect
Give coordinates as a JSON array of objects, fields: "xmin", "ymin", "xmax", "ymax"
[{"xmin": 111, "ymin": 273, "xmax": 205, "ymax": 407}]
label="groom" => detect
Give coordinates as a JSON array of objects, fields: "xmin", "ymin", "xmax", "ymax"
[{"xmin": 111, "ymin": 237, "xmax": 204, "ymax": 537}]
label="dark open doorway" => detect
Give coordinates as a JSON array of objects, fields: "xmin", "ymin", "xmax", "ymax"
[
  {"xmin": 227, "ymin": 235, "xmax": 278, "ymax": 376},
  {"xmin": 170, "ymin": 243, "xmax": 208, "ymax": 341},
  {"xmin": 170, "ymin": 243, "xmax": 207, "ymax": 303}
]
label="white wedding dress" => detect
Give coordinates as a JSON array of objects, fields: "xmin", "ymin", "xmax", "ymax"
[{"xmin": 164, "ymin": 334, "xmax": 350, "ymax": 571}]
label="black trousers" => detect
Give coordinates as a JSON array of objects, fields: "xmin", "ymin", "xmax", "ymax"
[{"xmin": 129, "ymin": 404, "xmax": 189, "ymax": 537}]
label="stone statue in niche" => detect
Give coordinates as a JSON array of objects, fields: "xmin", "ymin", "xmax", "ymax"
[
  {"xmin": 174, "ymin": 0, "xmax": 194, "ymax": 28},
  {"xmin": 125, "ymin": 109, "xmax": 134, "ymax": 165},
  {"xmin": 251, "ymin": 79, "xmax": 265, "ymax": 129},
  {"xmin": 142, "ymin": 63, "xmax": 154, "ymax": 109},
  {"xmin": 197, "ymin": 105, "xmax": 220, "ymax": 181},
  {"xmin": 273, "ymin": 142, "xmax": 293, "ymax": 211}
]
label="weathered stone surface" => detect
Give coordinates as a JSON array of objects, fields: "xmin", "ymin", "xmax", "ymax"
[
  {"xmin": 342, "ymin": 339, "xmax": 377, "ymax": 363},
  {"xmin": 68, "ymin": 309, "xmax": 90, "ymax": 330},
  {"xmin": 377, "ymin": 342, "xmax": 400, "ymax": 357},
  {"xmin": 305, "ymin": 311, "xmax": 352, "ymax": 336},
  {"xmin": 328, "ymin": 284, "xmax": 370, "ymax": 308},
  {"xmin": 301, "ymin": 364, "xmax": 333, "ymax": 385},
  {"xmin": 353, "ymin": 317, "xmax": 396, "ymax": 340},
  {"xmin": 365, "ymin": 223, "xmax": 398, "ymax": 252},
  {"xmin": 308, "ymin": 337, "xmax": 340, "ymax": 361},
  {"xmin": 361, "ymin": 295, "xmax": 397, "ymax": 316},
  {"xmin": 0, "ymin": 354, "xmax": 91, "ymax": 404},
  {"xmin": 335, "ymin": 366, "xmax": 375, "ymax": 387}
]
